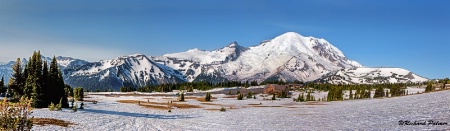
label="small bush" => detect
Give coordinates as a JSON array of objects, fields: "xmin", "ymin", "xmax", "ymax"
[
  {"xmin": 79, "ymin": 102, "xmax": 84, "ymax": 109},
  {"xmin": 272, "ymin": 94, "xmax": 276, "ymax": 100},
  {"xmin": 179, "ymin": 92, "xmax": 185, "ymax": 101},
  {"xmin": 247, "ymin": 92, "xmax": 253, "ymax": 98},
  {"xmin": 0, "ymin": 97, "xmax": 34, "ymax": 130},
  {"xmin": 237, "ymin": 93, "xmax": 244, "ymax": 100},
  {"xmin": 73, "ymin": 87, "xmax": 84, "ymax": 101},
  {"xmin": 49, "ymin": 102, "xmax": 56, "ymax": 111},
  {"xmin": 220, "ymin": 107, "xmax": 226, "ymax": 112},
  {"xmin": 72, "ymin": 103, "xmax": 78, "ymax": 112},
  {"xmin": 205, "ymin": 93, "xmax": 211, "ymax": 102}
]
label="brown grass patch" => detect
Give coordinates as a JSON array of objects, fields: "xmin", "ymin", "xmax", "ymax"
[
  {"xmin": 140, "ymin": 104, "xmax": 171, "ymax": 110},
  {"xmin": 286, "ymin": 106, "xmax": 298, "ymax": 108},
  {"xmin": 184, "ymin": 96, "xmax": 197, "ymax": 99},
  {"xmin": 248, "ymin": 103, "xmax": 262, "ymax": 106},
  {"xmin": 92, "ymin": 93, "xmax": 158, "ymax": 97},
  {"xmin": 223, "ymin": 95, "xmax": 237, "ymax": 98},
  {"xmin": 172, "ymin": 103, "xmax": 201, "ymax": 108},
  {"xmin": 201, "ymin": 103, "xmax": 225, "ymax": 106},
  {"xmin": 117, "ymin": 100, "xmax": 201, "ymax": 109},
  {"xmin": 194, "ymin": 98, "xmax": 210, "ymax": 102},
  {"xmin": 304, "ymin": 102, "xmax": 327, "ymax": 105},
  {"xmin": 33, "ymin": 118, "xmax": 76, "ymax": 127},
  {"xmin": 251, "ymin": 105, "xmax": 283, "ymax": 107},
  {"xmin": 116, "ymin": 100, "xmax": 140, "ymax": 104}
]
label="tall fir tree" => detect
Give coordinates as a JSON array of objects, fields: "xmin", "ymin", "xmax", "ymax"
[
  {"xmin": 24, "ymin": 56, "xmax": 34, "ymax": 98},
  {"xmin": 0, "ymin": 76, "xmax": 5, "ymax": 93},
  {"xmin": 349, "ymin": 88, "xmax": 353, "ymax": 99},
  {"xmin": 41, "ymin": 60, "xmax": 50, "ymax": 106},
  {"xmin": 9, "ymin": 58, "xmax": 25, "ymax": 99},
  {"xmin": 28, "ymin": 51, "xmax": 45, "ymax": 107},
  {"xmin": 49, "ymin": 56, "xmax": 69, "ymax": 108}
]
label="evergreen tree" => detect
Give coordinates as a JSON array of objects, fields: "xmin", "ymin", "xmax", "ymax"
[
  {"xmin": 41, "ymin": 60, "xmax": 50, "ymax": 106},
  {"xmin": 425, "ymin": 82, "xmax": 433, "ymax": 92},
  {"xmin": 0, "ymin": 76, "xmax": 5, "ymax": 94},
  {"xmin": 179, "ymin": 92, "xmax": 185, "ymax": 101},
  {"xmin": 306, "ymin": 92, "xmax": 311, "ymax": 101},
  {"xmin": 49, "ymin": 56, "xmax": 69, "ymax": 108},
  {"xmin": 349, "ymin": 88, "xmax": 353, "ymax": 99},
  {"xmin": 27, "ymin": 51, "xmax": 45, "ymax": 107},
  {"xmin": 237, "ymin": 93, "xmax": 244, "ymax": 100},
  {"xmin": 9, "ymin": 58, "xmax": 25, "ymax": 99},
  {"xmin": 205, "ymin": 92, "xmax": 211, "ymax": 101},
  {"xmin": 247, "ymin": 92, "xmax": 253, "ymax": 98}
]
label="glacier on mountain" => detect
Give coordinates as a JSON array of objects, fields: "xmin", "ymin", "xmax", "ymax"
[{"xmin": 0, "ymin": 32, "xmax": 427, "ymax": 90}]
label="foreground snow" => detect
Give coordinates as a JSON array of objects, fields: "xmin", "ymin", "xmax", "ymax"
[{"xmin": 32, "ymin": 90, "xmax": 450, "ymax": 130}]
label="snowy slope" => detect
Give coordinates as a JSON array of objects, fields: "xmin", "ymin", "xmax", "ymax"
[
  {"xmin": 319, "ymin": 67, "xmax": 428, "ymax": 84},
  {"xmin": 155, "ymin": 42, "xmax": 247, "ymax": 82},
  {"xmin": 31, "ymin": 89, "xmax": 450, "ymax": 130},
  {"xmin": 64, "ymin": 54, "xmax": 185, "ymax": 90},
  {"xmin": 164, "ymin": 42, "xmax": 247, "ymax": 64},
  {"xmin": 218, "ymin": 32, "xmax": 362, "ymax": 82},
  {"xmin": 0, "ymin": 32, "xmax": 428, "ymax": 89}
]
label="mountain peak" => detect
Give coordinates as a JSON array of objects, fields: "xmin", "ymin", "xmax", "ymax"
[{"xmin": 226, "ymin": 41, "xmax": 239, "ymax": 48}]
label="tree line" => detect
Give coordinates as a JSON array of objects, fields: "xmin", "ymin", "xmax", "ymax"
[{"xmin": 2, "ymin": 51, "xmax": 69, "ymax": 108}]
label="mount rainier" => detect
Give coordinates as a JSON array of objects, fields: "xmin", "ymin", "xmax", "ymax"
[{"xmin": 0, "ymin": 32, "xmax": 427, "ymax": 90}]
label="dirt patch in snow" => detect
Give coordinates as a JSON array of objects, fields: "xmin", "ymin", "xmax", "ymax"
[
  {"xmin": 304, "ymin": 102, "xmax": 327, "ymax": 105},
  {"xmin": 33, "ymin": 118, "xmax": 76, "ymax": 127},
  {"xmin": 117, "ymin": 100, "xmax": 201, "ymax": 109}
]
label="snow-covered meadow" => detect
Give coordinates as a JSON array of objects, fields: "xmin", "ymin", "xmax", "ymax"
[{"xmin": 31, "ymin": 88, "xmax": 450, "ymax": 130}]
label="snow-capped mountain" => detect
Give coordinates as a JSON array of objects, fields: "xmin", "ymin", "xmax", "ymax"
[
  {"xmin": 217, "ymin": 32, "xmax": 362, "ymax": 82},
  {"xmin": 153, "ymin": 42, "xmax": 248, "ymax": 82},
  {"xmin": 64, "ymin": 54, "xmax": 185, "ymax": 90},
  {"xmin": 318, "ymin": 67, "xmax": 428, "ymax": 84},
  {"xmin": 0, "ymin": 32, "xmax": 428, "ymax": 90},
  {"xmin": 163, "ymin": 41, "xmax": 247, "ymax": 64}
]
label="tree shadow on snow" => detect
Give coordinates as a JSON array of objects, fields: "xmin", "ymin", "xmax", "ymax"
[{"xmin": 81, "ymin": 108, "xmax": 198, "ymax": 119}]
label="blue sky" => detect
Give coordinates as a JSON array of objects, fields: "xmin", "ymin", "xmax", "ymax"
[{"xmin": 0, "ymin": 0, "xmax": 449, "ymax": 79}]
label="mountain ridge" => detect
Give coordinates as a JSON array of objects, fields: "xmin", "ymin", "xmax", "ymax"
[{"xmin": 0, "ymin": 32, "xmax": 427, "ymax": 90}]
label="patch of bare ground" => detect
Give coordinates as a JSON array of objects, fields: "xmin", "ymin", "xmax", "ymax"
[
  {"xmin": 184, "ymin": 96, "xmax": 197, "ymax": 99},
  {"xmin": 116, "ymin": 100, "xmax": 201, "ymax": 109},
  {"xmin": 304, "ymin": 102, "xmax": 327, "ymax": 105},
  {"xmin": 33, "ymin": 118, "xmax": 76, "ymax": 127},
  {"xmin": 91, "ymin": 93, "xmax": 173, "ymax": 97},
  {"xmin": 172, "ymin": 103, "xmax": 201, "ymax": 109},
  {"xmin": 247, "ymin": 103, "xmax": 262, "ymax": 106},
  {"xmin": 201, "ymin": 103, "xmax": 226, "ymax": 106},
  {"xmin": 223, "ymin": 95, "xmax": 237, "ymax": 98},
  {"xmin": 251, "ymin": 105, "xmax": 283, "ymax": 107},
  {"xmin": 286, "ymin": 106, "xmax": 298, "ymax": 108},
  {"xmin": 193, "ymin": 97, "xmax": 216, "ymax": 102}
]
